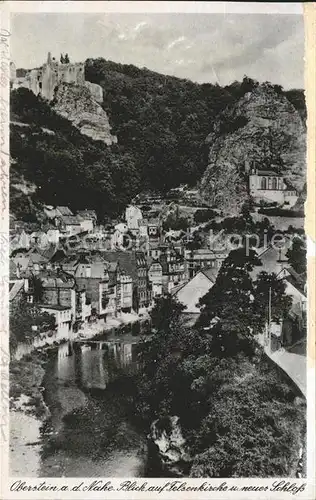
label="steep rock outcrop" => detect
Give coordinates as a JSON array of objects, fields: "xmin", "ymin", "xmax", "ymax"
[
  {"xmin": 148, "ymin": 416, "xmax": 191, "ymax": 476},
  {"xmin": 53, "ymin": 83, "xmax": 117, "ymax": 145},
  {"xmin": 200, "ymin": 83, "xmax": 306, "ymax": 215}
]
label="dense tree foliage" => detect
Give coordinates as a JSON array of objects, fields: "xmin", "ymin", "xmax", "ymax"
[
  {"xmin": 134, "ymin": 248, "xmax": 303, "ymax": 477},
  {"xmin": 162, "ymin": 213, "xmax": 189, "ymax": 232},
  {"xmin": 10, "ymin": 64, "xmax": 305, "ymax": 220},
  {"xmin": 193, "ymin": 208, "xmax": 217, "ymax": 224},
  {"xmin": 10, "ymin": 88, "xmax": 140, "ymax": 219},
  {"xmin": 286, "ymin": 236, "xmax": 307, "ymax": 275},
  {"xmin": 197, "ymin": 248, "xmax": 262, "ymax": 357},
  {"xmin": 253, "ymin": 271, "xmax": 292, "ymax": 329},
  {"xmin": 10, "ymin": 297, "xmax": 56, "ymax": 353},
  {"xmin": 85, "ymin": 58, "xmax": 237, "ymax": 192}
]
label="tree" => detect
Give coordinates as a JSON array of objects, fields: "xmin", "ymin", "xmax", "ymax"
[
  {"xmin": 29, "ymin": 274, "xmax": 44, "ymax": 303},
  {"xmin": 186, "ymin": 231, "xmax": 204, "ymax": 250},
  {"xmin": 286, "ymin": 237, "xmax": 306, "ymax": 275},
  {"xmin": 60, "ymin": 54, "xmax": 65, "ymax": 64},
  {"xmin": 133, "ymin": 255, "xmax": 305, "ymax": 478},
  {"xmin": 10, "ymin": 297, "xmax": 56, "ymax": 351},
  {"xmin": 193, "ymin": 209, "xmax": 217, "ymax": 224},
  {"xmin": 162, "ymin": 214, "xmax": 189, "ymax": 232},
  {"xmin": 64, "ymin": 53, "xmax": 70, "ymax": 63},
  {"xmin": 136, "ymin": 295, "xmax": 188, "ymax": 420},
  {"xmin": 190, "ymin": 358, "xmax": 304, "ymax": 477},
  {"xmin": 198, "ymin": 247, "xmax": 262, "ymax": 357},
  {"xmin": 253, "ymin": 271, "xmax": 292, "ymax": 330}
]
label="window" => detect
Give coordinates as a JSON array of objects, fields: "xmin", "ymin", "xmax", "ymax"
[
  {"xmin": 261, "ymin": 177, "xmax": 267, "ymax": 190},
  {"xmin": 272, "ymin": 177, "xmax": 277, "ymax": 190}
]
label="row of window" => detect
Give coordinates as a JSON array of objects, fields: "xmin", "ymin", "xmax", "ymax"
[{"xmin": 259, "ymin": 177, "xmax": 282, "ymax": 190}]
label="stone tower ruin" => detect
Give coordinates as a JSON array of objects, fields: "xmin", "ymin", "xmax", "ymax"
[{"xmin": 11, "ymin": 52, "xmax": 87, "ymax": 101}]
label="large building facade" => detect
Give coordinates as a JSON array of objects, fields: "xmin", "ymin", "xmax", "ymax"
[{"xmin": 249, "ymin": 168, "xmax": 298, "ymax": 207}]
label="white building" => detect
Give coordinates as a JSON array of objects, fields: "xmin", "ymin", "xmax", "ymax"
[
  {"xmin": 38, "ymin": 304, "xmax": 72, "ymax": 340},
  {"xmin": 249, "ymin": 168, "xmax": 298, "ymax": 207},
  {"xmin": 125, "ymin": 205, "xmax": 143, "ymax": 231}
]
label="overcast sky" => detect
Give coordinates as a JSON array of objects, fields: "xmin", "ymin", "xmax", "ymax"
[{"xmin": 11, "ymin": 13, "xmax": 304, "ymax": 89}]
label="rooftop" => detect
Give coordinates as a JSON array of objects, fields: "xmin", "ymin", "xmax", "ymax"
[
  {"xmin": 9, "ymin": 280, "xmax": 24, "ymax": 302},
  {"xmin": 56, "ymin": 206, "xmax": 73, "ymax": 216},
  {"xmin": 59, "ymin": 215, "xmax": 81, "ymax": 225},
  {"xmin": 252, "ymin": 170, "xmax": 281, "ymax": 177},
  {"xmin": 38, "ymin": 303, "xmax": 71, "ymax": 311},
  {"xmin": 201, "ymin": 267, "xmax": 219, "ymax": 283}
]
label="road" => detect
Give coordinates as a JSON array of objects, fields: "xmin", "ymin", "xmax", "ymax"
[
  {"xmin": 257, "ymin": 334, "xmax": 306, "ymax": 397},
  {"xmin": 269, "ymin": 348, "xmax": 306, "ymax": 397}
]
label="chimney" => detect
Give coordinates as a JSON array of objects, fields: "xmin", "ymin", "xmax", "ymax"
[{"xmin": 47, "ymin": 52, "xmax": 52, "ymax": 65}]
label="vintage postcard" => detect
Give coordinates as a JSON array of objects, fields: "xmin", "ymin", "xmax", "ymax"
[{"xmin": 0, "ymin": 1, "xmax": 315, "ymax": 499}]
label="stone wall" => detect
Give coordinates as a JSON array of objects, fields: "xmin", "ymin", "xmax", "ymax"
[{"xmin": 251, "ymin": 212, "xmax": 305, "ymax": 230}]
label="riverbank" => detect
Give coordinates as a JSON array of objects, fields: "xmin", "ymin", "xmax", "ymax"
[
  {"xmin": 10, "ymin": 351, "xmax": 50, "ymax": 476},
  {"xmin": 10, "ymin": 352, "xmax": 49, "ymax": 417},
  {"xmin": 10, "ymin": 335, "xmax": 149, "ymax": 477}
]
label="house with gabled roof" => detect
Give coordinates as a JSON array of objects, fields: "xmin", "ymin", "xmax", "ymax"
[
  {"xmin": 102, "ymin": 251, "xmax": 151, "ymax": 311},
  {"xmin": 184, "ymin": 248, "xmax": 227, "ymax": 278},
  {"xmin": 10, "ymin": 229, "xmax": 30, "ymax": 254},
  {"xmin": 172, "ymin": 267, "xmax": 218, "ymax": 316},
  {"xmin": 277, "ymin": 266, "xmax": 307, "ymax": 327},
  {"xmin": 147, "ymin": 257, "xmax": 163, "ymax": 298},
  {"xmin": 11, "ymin": 247, "xmax": 49, "ymax": 277},
  {"xmin": 55, "ymin": 215, "xmax": 82, "ymax": 237},
  {"xmin": 71, "ymin": 252, "xmax": 111, "ymax": 319},
  {"xmin": 35, "ymin": 268, "xmax": 91, "ymax": 332},
  {"xmin": 277, "ymin": 266, "xmax": 307, "ymax": 355},
  {"xmin": 250, "ymin": 239, "xmax": 292, "ymax": 280},
  {"xmin": 56, "ymin": 206, "xmax": 74, "ymax": 217}
]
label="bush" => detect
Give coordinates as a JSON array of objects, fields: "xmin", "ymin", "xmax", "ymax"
[
  {"xmin": 258, "ymin": 208, "xmax": 304, "ymax": 218},
  {"xmin": 193, "ymin": 209, "xmax": 217, "ymax": 224}
]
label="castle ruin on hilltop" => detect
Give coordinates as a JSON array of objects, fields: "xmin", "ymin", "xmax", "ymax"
[{"xmin": 10, "ymin": 52, "xmax": 103, "ymax": 103}]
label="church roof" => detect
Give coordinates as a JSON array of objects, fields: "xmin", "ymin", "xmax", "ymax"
[{"xmin": 253, "ymin": 170, "xmax": 280, "ymax": 177}]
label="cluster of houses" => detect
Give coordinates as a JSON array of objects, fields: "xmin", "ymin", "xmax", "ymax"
[
  {"xmin": 9, "ymin": 203, "xmax": 225, "ymax": 342},
  {"xmin": 9, "ymin": 202, "xmax": 306, "ymax": 350}
]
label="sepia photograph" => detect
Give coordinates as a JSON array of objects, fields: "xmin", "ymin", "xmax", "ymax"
[{"xmin": 2, "ymin": 1, "xmax": 312, "ymax": 487}]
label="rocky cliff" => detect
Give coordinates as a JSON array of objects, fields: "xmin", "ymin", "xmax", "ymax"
[
  {"xmin": 200, "ymin": 83, "xmax": 306, "ymax": 215},
  {"xmin": 52, "ymin": 83, "xmax": 117, "ymax": 145},
  {"xmin": 148, "ymin": 416, "xmax": 191, "ymax": 477}
]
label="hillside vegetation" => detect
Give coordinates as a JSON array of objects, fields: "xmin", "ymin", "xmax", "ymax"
[{"xmin": 10, "ymin": 59, "xmax": 306, "ymax": 219}]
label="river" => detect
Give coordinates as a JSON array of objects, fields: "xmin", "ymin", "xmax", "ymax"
[{"xmin": 36, "ymin": 339, "xmax": 147, "ymax": 477}]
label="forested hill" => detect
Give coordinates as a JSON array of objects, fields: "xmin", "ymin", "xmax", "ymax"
[
  {"xmin": 10, "ymin": 57, "xmax": 306, "ymax": 220},
  {"xmin": 85, "ymin": 58, "xmax": 306, "ymax": 191}
]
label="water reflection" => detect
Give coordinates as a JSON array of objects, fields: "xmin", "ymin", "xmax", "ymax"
[
  {"xmin": 55, "ymin": 340, "xmax": 139, "ymax": 391},
  {"xmin": 40, "ymin": 339, "xmax": 146, "ymax": 477}
]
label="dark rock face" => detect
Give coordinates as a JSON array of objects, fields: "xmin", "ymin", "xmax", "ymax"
[
  {"xmin": 147, "ymin": 416, "xmax": 191, "ymax": 477},
  {"xmin": 200, "ymin": 84, "xmax": 306, "ymax": 215}
]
